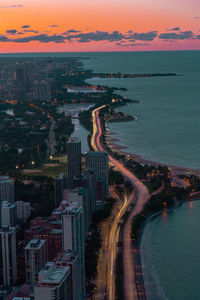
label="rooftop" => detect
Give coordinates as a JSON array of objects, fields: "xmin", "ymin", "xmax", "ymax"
[
  {"xmin": 25, "ymin": 239, "xmax": 46, "ymax": 250},
  {"xmin": 50, "ymin": 229, "xmax": 62, "ymax": 234},
  {"xmin": 40, "ymin": 266, "xmax": 69, "ymax": 284},
  {"xmin": 67, "ymin": 137, "xmax": 80, "ymax": 143}
]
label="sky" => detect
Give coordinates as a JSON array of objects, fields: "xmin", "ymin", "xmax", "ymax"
[{"xmin": 0, "ymin": 0, "xmax": 200, "ymax": 52}]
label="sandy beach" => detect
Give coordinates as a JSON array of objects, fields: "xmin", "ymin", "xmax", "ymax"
[{"xmin": 105, "ymin": 131, "xmax": 200, "ymax": 177}]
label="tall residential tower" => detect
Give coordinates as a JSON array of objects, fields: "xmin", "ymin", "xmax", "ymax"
[{"xmin": 66, "ymin": 138, "xmax": 81, "ymax": 186}]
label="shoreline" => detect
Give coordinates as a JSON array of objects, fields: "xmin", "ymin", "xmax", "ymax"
[
  {"xmin": 105, "ymin": 130, "xmax": 200, "ymax": 177},
  {"xmin": 104, "ymin": 125, "xmax": 200, "ymax": 299}
]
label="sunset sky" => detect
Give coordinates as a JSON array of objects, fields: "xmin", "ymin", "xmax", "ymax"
[{"xmin": 0, "ymin": 0, "xmax": 200, "ymax": 52}]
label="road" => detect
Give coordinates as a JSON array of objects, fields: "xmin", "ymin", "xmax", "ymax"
[
  {"xmin": 94, "ymin": 188, "xmax": 124, "ymax": 300},
  {"xmin": 91, "ymin": 105, "xmax": 150, "ymax": 300}
]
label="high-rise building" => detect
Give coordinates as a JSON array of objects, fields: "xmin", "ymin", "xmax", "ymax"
[
  {"xmin": 62, "ymin": 205, "xmax": 85, "ymax": 299},
  {"xmin": 34, "ymin": 263, "xmax": 71, "ymax": 300},
  {"xmin": 0, "ymin": 226, "xmax": 17, "ymax": 288},
  {"xmin": 24, "ymin": 239, "xmax": 46, "ymax": 289},
  {"xmin": 86, "ymin": 151, "xmax": 109, "ymax": 195},
  {"xmin": 33, "ymin": 80, "xmax": 51, "ymax": 102},
  {"xmin": 66, "ymin": 138, "xmax": 81, "ymax": 186},
  {"xmin": 16, "ymin": 201, "xmax": 31, "ymax": 223},
  {"xmin": 86, "ymin": 170, "xmax": 97, "ymax": 216},
  {"xmin": 63, "ymin": 187, "xmax": 88, "ymax": 237},
  {"xmin": 96, "ymin": 176, "xmax": 106, "ymax": 207},
  {"xmin": 54, "ymin": 251, "xmax": 81, "ymax": 300},
  {"xmin": 0, "ymin": 176, "xmax": 14, "ymax": 204},
  {"xmin": 16, "ymin": 68, "xmax": 24, "ymax": 86},
  {"xmin": 54, "ymin": 173, "xmax": 67, "ymax": 208},
  {"xmin": 1, "ymin": 201, "xmax": 16, "ymax": 227}
]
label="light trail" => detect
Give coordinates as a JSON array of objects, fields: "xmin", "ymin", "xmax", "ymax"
[{"xmin": 92, "ymin": 105, "xmax": 150, "ymax": 300}]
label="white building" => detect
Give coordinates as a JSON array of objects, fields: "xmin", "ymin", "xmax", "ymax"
[
  {"xmin": 16, "ymin": 201, "xmax": 31, "ymax": 222},
  {"xmin": 34, "ymin": 264, "xmax": 71, "ymax": 300},
  {"xmin": 54, "ymin": 251, "xmax": 81, "ymax": 300},
  {"xmin": 1, "ymin": 201, "xmax": 16, "ymax": 227},
  {"xmin": 0, "ymin": 176, "xmax": 14, "ymax": 203},
  {"xmin": 62, "ymin": 205, "xmax": 85, "ymax": 299},
  {"xmin": 0, "ymin": 226, "xmax": 17, "ymax": 287}
]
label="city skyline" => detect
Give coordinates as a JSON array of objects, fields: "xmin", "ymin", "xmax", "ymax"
[{"xmin": 0, "ymin": 0, "xmax": 200, "ymax": 52}]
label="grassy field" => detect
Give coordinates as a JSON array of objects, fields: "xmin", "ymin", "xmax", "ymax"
[
  {"xmin": 23, "ymin": 156, "xmax": 67, "ymax": 178},
  {"xmin": 23, "ymin": 155, "xmax": 86, "ymax": 178}
]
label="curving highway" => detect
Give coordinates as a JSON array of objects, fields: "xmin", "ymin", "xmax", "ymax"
[{"xmin": 91, "ymin": 105, "xmax": 150, "ymax": 300}]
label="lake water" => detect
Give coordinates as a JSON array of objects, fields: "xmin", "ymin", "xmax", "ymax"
[
  {"xmin": 141, "ymin": 201, "xmax": 200, "ymax": 300},
  {"xmin": 71, "ymin": 118, "xmax": 89, "ymax": 153},
  {"xmin": 84, "ymin": 51, "xmax": 200, "ymax": 170}
]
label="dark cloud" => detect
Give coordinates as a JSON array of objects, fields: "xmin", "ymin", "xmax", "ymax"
[
  {"xmin": 11, "ymin": 34, "xmax": 66, "ymax": 43},
  {"xmin": 194, "ymin": 16, "xmax": 200, "ymax": 19},
  {"xmin": 6, "ymin": 29, "xmax": 18, "ymax": 35},
  {"xmin": 21, "ymin": 25, "xmax": 30, "ymax": 29},
  {"xmin": 159, "ymin": 31, "xmax": 194, "ymax": 40},
  {"xmin": 63, "ymin": 29, "xmax": 82, "ymax": 34},
  {"xmin": 49, "ymin": 25, "xmax": 58, "ymax": 28},
  {"xmin": 167, "ymin": 27, "xmax": 180, "ymax": 31},
  {"xmin": 0, "ymin": 30, "xmax": 157, "ymax": 44},
  {"xmin": 0, "ymin": 4, "xmax": 24, "ymax": 9},
  {"xmin": 23, "ymin": 30, "xmax": 39, "ymax": 34},
  {"xmin": 0, "ymin": 35, "xmax": 9, "ymax": 42},
  {"xmin": 127, "ymin": 31, "xmax": 157, "ymax": 41},
  {"xmin": 66, "ymin": 31, "xmax": 124, "ymax": 42},
  {"xmin": 1, "ymin": 28, "xmax": 198, "ymax": 45}
]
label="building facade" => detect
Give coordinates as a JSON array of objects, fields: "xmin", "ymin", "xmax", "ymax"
[
  {"xmin": 0, "ymin": 226, "xmax": 17, "ymax": 288},
  {"xmin": 1, "ymin": 201, "xmax": 16, "ymax": 227},
  {"xmin": 66, "ymin": 138, "xmax": 81, "ymax": 186},
  {"xmin": 86, "ymin": 151, "xmax": 108, "ymax": 196},
  {"xmin": 34, "ymin": 264, "xmax": 71, "ymax": 300},
  {"xmin": 62, "ymin": 205, "xmax": 85, "ymax": 299},
  {"xmin": 24, "ymin": 239, "xmax": 46, "ymax": 289}
]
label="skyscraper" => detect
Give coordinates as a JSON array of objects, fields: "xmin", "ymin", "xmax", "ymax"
[
  {"xmin": 86, "ymin": 170, "xmax": 97, "ymax": 216},
  {"xmin": 63, "ymin": 186, "xmax": 88, "ymax": 237},
  {"xmin": 34, "ymin": 263, "xmax": 71, "ymax": 300},
  {"xmin": 25, "ymin": 239, "xmax": 46, "ymax": 290},
  {"xmin": 54, "ymin": 173, "xmax": 67, "ymax": 208},
  {"xmin": 33, "ymin": 79, "xmax": 51, "ymax": 102},
  {"xmin": 66, "ymin": 138, "xmax": 81, "ymax": 186},
  {"xmin": 1, "ymin": 201, "xmax": 16, "ymax": 227},
  {"xmin": 62, "ymin": 205, "xmax": 85, "ymax": 299},
  {"xmin": 86, "ymin": 151, "xmax": 109, "ymax": 196},
  {"xmin": 16, "ymin": 201, "xmax": 31, "ymax": 223},
  {"xmin": 0, "ymin": 226, "xmax": 17, "ymax": 288},
  {"xmin": 54, "ymin": 251, "xmax": 81, "ymax": 300},
  {"xmin": 0, "ymin": 176, "xmax": 14, "ymax": 204}
]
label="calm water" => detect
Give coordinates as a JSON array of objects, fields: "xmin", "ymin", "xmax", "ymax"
[
  {"xmin": 84, "ymin": 51, "xmax": 200, "ymax": 170},
  {"xmin": 71, "ymin": 118, "xmax": 89, "ymax": 153},
  {"xmin": 141, "ymin": 201, "xmax": 200, "ymax": 300}
]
